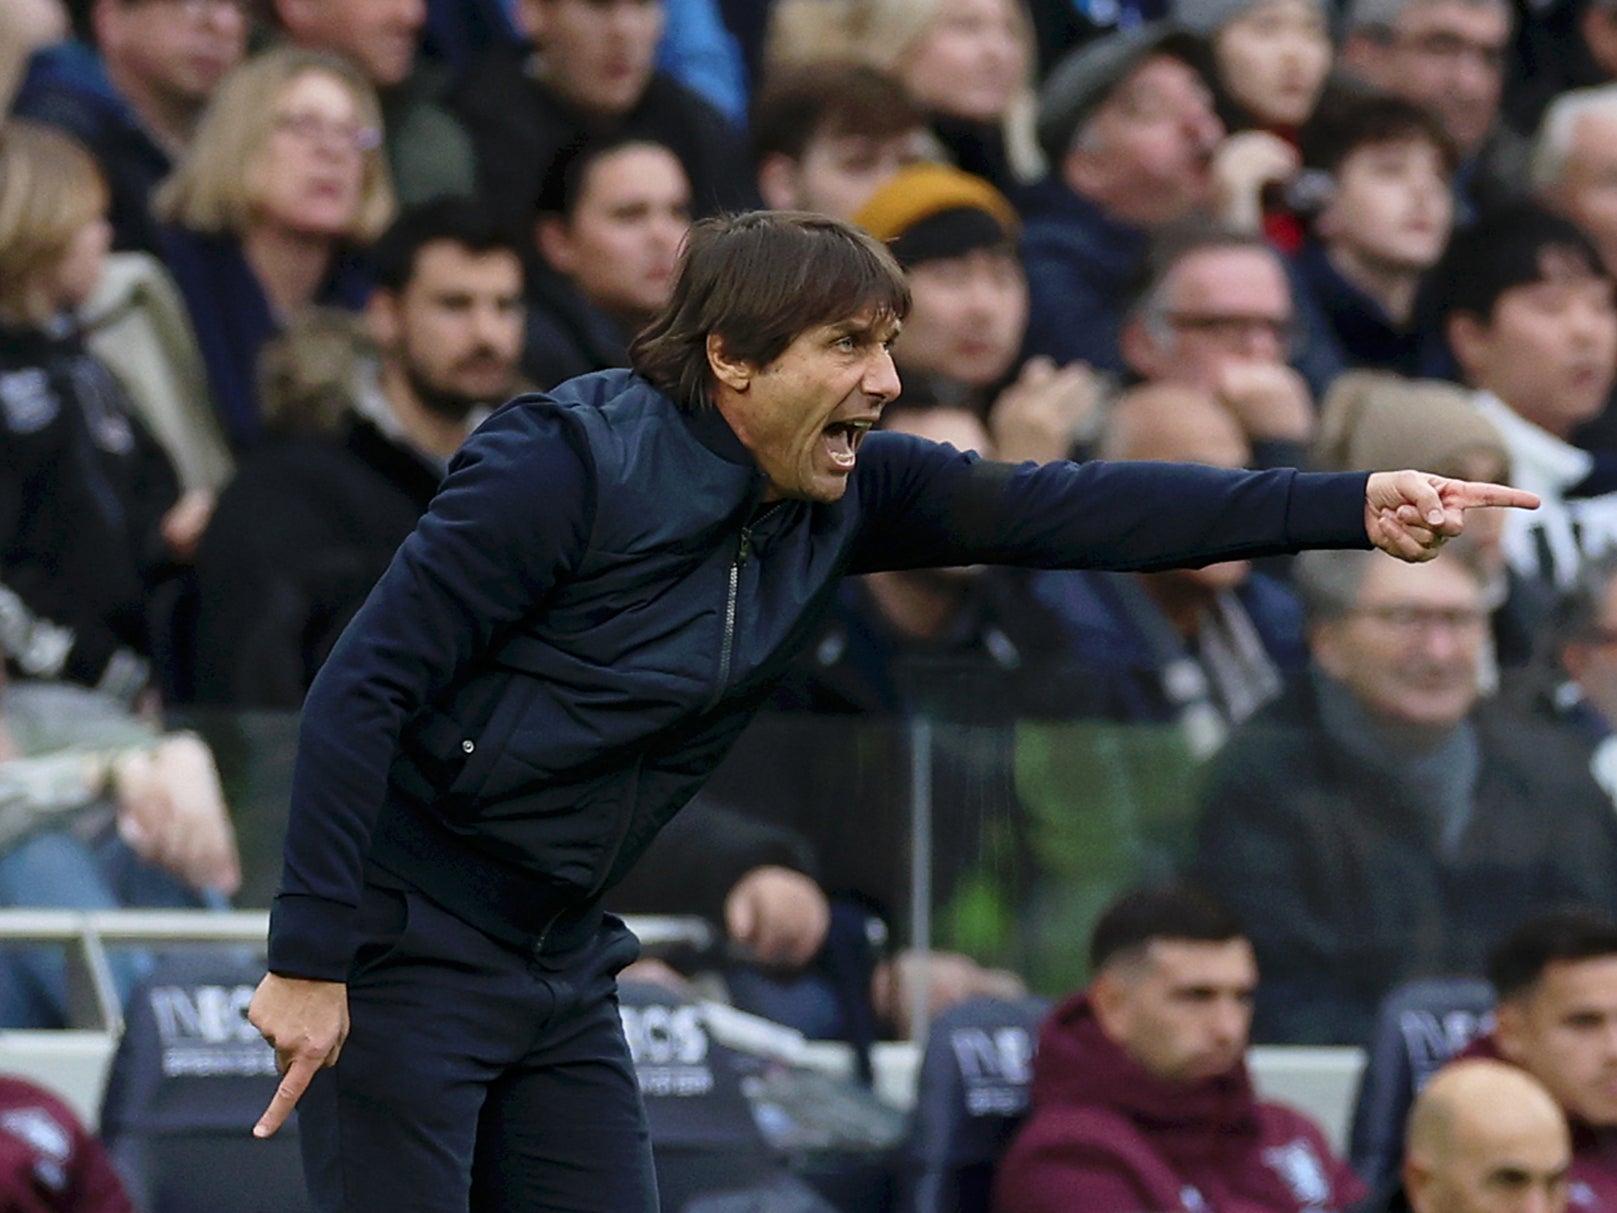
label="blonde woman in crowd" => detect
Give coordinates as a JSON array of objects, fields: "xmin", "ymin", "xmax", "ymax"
[
  {"xmin": 156, "ymin": 46, "xmax": 394, "ymax": 453},
  {"xmin": 768, "ymin": 0, "xmax": 1044, "ymax": 194}
]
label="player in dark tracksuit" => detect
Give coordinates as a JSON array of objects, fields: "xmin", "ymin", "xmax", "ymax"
[{"xmin": 246, "ymin": 211, "xmax": 1534, "ymax": 1213}]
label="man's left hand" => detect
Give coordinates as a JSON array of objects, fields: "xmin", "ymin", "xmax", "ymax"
[{"xmin": 1364, "ymin": 469, "xmax": 1539, "ymax": 561}]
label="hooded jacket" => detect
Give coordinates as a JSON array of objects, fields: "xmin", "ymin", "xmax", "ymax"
[
  {"xmin": 995, "ymin": 995, "xmax": 1363, "ymax": 1213},
  {"xmin": 268, "ymin": 369, "xmax": 1372, "ymax": 981}
]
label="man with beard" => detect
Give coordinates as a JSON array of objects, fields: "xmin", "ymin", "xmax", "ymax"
[
  {"xmin": 994, "ymin": 883, "xmax": 1363, "ymax": 1213},
  {"xmin": 189, "ymin": 198, "xmax": 524, "ymax": 706}
]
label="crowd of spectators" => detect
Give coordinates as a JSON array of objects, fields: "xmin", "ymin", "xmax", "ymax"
[{"xmin": 8, "ymin": 0, "xmax": 1617, "ymax": 1154}]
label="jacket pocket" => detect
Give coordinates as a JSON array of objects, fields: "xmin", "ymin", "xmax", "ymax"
[{"xmin": 395, "ymin": 670, "xmax": 540, "ymax": 809}]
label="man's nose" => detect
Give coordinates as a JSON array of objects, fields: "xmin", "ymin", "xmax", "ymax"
[
  {"xmin": 1210, "ymin": 998, "xmax": 1247, "ymax": 1047},
  {"xmin": 470, "ymin": 303, "xmax": 509, "ymax": 347},
  {"xmin": 865, "ymin": 348, "xmax": 902, "ymax": 402}
]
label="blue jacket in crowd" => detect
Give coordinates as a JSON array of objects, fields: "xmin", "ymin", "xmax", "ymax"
[{"xmin": 268, "ymin": 370, "xmax": 1372, "ymax": 981}]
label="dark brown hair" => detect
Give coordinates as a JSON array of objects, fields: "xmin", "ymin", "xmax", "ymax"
[
  {"xmin": 751, "ymin": 62, "xmax": 925, "ymax": 162},
  {"xmin": 630, "ymin": 210, "xmax": 911, "ymax": 412}
]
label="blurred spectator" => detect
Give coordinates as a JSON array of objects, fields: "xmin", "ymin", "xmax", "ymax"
[
  {"xmin": 854, "ymin": 161, "xmax": 1101, "ymax": 460},
  {"xmin": 448, "ymin": 0, "xmax": 754, "ymax": 235},
  {"xmin": 1172, "ymin": 0, "xmax": 1332, "ymax": 249},
  {"xmin": 1533, "ymin": 86, "xmax": 1617, "ymax": 279},
  {"xmin": 752, "ymin": 62, "xmax": 931, "ymax": 221},
  {"xmin": 1312, "ymin": 371, "xmax": 1546, "ymax": 667},
  {"xmin": 608, "ymin": 796, "xmax": 847, "ymax": 1036},
  {"xmin": 155, "ymin": 47, "xmax": 395, "ymax": 452},
  {"xmin": 192, "ymin": 199, "xmax": 525, "ymax": 706},
  {"xmin": 0, "ymin": 1073, "xmax": 131, "ymax": 1210},
  {"xmin": 769, "ymin": 0, "xmax": 1044, "ymax": 195},
  {"xmin": 1176, "ymin": 0, "xmax": 1329, "ymax": 135},
  {"xmin": 526, "ymin": 135, "xmax": 691, "ymax": 388},
  {"xmin": 269, "ymin": 0, "xmax": 476, "ymax": 207},
  {"xmin": 1548, "ymin": 552, "xmax": 1617, "ymax": 805},
  {"xmin": 1337, "ymin": 0, "xmax": 1525, "ymax": 222},
  {"xmin": 1295, "ymin": 89, "xmax": 1459, "ymax": 376},
  {"xmin": 0, "ymin": 677, "xmax": 240, "ymax": 1028},
  {"xmin": 1193, "ymin": 548, "xmax": 1617, "ymax": 1045},
  {"xmin": 1119, "ymin": 224, "xmax": 1323, "ymax": 461},
  {"xmin": 994, "ymin": 882, "xmax": 1363, "ymax": 1213},
  {"xmin": 1020, "ymin": 24, "xmax": 1293, "ymax": 373},
  {"xmin": 1368, "ymin": 1059, "xmax": 1571, "ymax": 1213},
  {"xmin": 10, "ymin": 0, "xmax": 247, "ymax": 257},
  {"xmin": 0, "ymin": 120, "xmax": 202, "ymax": 708},
  {"xmin": 1439, "ymin": 203, "xmax": 1617, "ymax": 591},
  {"xmin": 1445, "ymin": 909, "xmax": 1617, "ymax": 1209},
  {"xmin": 1030, "ymin": 384, "xmax": 1307, "ymax": 757}
]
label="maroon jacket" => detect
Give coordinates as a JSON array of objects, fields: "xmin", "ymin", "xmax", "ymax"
[
  {"xmin": 994, "ymin": 994, "xmax": 1364, "ymax": 1213},
  {"xmin": 0, "ymin": 1077, "xmax": 131, "ymax": 1213},
  {"xmin": 1454, "ymin": 1035, "xmax": 1617, "ymax": 1211}
]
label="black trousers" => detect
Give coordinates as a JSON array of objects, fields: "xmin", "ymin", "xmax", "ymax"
[{"xmin": 299, "ymin": 878, "xmax": 658, "ymax": 1212}]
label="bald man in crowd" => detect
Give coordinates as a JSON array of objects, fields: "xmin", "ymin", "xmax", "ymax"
[
  {"xmin": 1030, "ymin": 384, "xmax": 1309, "ymax": 755},
  {"xmin": 1371, "ymin": 1059, "xmax": 1572, "ymax": 1213}
]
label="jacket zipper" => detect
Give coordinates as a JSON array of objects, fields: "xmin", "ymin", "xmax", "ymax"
[{"xmin": 704, "ymin": 505, "xmax": 777, "ymax": 713}]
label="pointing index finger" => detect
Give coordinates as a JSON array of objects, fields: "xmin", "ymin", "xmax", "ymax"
[
  {"xmin": 254, "ymin": 1055, "xmax": 319, "ymax": 1139},
  {"xmin": 1445, "ymin": 481, "xmax": 1541, "ymax": 511}
]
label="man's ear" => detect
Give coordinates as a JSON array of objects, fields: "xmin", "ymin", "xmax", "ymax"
[
  {"xmin": 1119, "ymin": 315, "xmax": 1159, "ymax": 379},
  {"xmin": 1493, "ymin": 999, "xmax": 1528, "ymax": 1063},
  {"xmin": 706, "ymin": 333, "xmax": 752, "ymax": 391},
  {"xmin": 366, "ymin": 289, "xmax": 401, "ymax": 348},
  {"xmin": 1089, "ymin": 970, "xmax": 1129, "ymax": 1039},
  {"xmin": 1402, "ymin": 1152, "xmax": 1436, "ymax": 1213},
  {"xmin": 757, "ymin": 154, "xmax": 800, "ymax": 212},
  {"xmin": 1309, "ymin": 619, "xmax": 1354, "ymax": 682},
  {"xmin": 1446, "ymin": 311, "xmax": 1490, "ymax": 383},
  {"xmin": 536, "ymin": 215, "xmax": 576, "ymax": 277}
]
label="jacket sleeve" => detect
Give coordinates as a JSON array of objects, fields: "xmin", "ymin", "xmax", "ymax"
[
  {"xmin": 267, "ymin": 402, "xmax": 594, "ymax": 980},
  {"xmin": 846, "ymin": 435, "xmax": 1369, "ymax": 576}
]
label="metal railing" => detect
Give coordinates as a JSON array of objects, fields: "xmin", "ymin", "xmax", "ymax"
[{"xmin": 0, "ymin": 909, "xmax": 715, "ymax": 1033}]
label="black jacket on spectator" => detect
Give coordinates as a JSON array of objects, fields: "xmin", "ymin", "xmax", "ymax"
[
  {"xmin": 447, "ymin": 43, "xmax": 757, "ymax": 235},
  {"xmin": 191, "ymin": 413, "xmax": 440, "ymax": 708},
  {"xmin": 0, "ymin": 320, "xmax": 179, "ymax": 692},
  {"xmin": 1192, "ymin": 673, "xmax": 1617, "ymax": 1047},
  {"xmin": 1292, "ymin": 240, "xmax": 1448, "ymax": 378},
  {"xmin": 522, "ymin": 269, "xmax": 635, "ymax": 391}
]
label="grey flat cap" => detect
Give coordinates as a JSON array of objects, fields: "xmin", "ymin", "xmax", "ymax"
[{"xmin": 1036, "ymin": 22, "xmax": 1212, "ymax": 163}]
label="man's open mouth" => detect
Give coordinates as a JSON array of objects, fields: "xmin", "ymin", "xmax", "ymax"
[{"xmin": 822, "ymin": 420, "xmax": 873, "ymax": 471}]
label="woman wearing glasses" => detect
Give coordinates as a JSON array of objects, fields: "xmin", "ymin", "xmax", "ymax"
[{"xmin": 155, "ymin": 46, "xmax": 395, "ymax": 452}]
